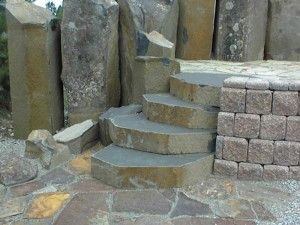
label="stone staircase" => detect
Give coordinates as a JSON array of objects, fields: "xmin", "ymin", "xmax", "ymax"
[{"xmin": 91, "ymin": 73, "xmax": 234, "ymax": 188}]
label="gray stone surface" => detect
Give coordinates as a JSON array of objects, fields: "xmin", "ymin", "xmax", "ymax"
[
  {"xmin": 289, "ymin": 166, "xmax": 300, "ymax": 180},
  {"xmin": 220, "ymin": 88, "xmax": 246, "ymax": 113},
  {"xmin": 222, "ymin": 137, "xmax": 248, "ymax": 162},
  {"xmin": 6, "ymin": 0, "xmax": 63, "ymax": 139},
  {"xmin": 54, "ymin": 120, "xmax": 99, "ymax": 154},
  {"xmin": 215, "ymin": 135, "xmax": 224, "ymax": 159},
  {"xmin": 118, "ymin": 0, "xmax": 179, "ymax": 105},
  {"xmin": 238, "ymin": 163, "xmax": 263, "ymax": 181},
  {"xmin": 61, "ymin": 0, "xmax": 120, "ymax": 124},
  {"xmin": 99, "ymin": 104, "xmax": 142, "ymax": 146},
  {"xmin": 133, "ymin": 57, "xmax": 180, "ymax": 104},
  {"xmin": 272, "ymin": 91, "xmax": 299, "ymax": 116},
  {"xmin": 214, "ymin": 0, "xmax": 268, "ymax": 61},
  {"xmin": 248, "ymin": 139, "xmax": 274, "ymax": 164},
  {"xmin": 286, "ymin": 116, "xmax": 300, "ymax": 141},
  {"xmin": 0, "ymin": 153, "xmax": 37, "ymax": 186},
  {"xmin": 234, "ymin": 113, "xmax": 260, "ymax": 138},
  {"xmin": 246, "ymin": 90, "xmax": 272, "ymax": 115},
  {"xmin": 217, "ymin": 112, "xmax": 235, "ymax": 136},
  {"xmin": 274, "ymin": 141, "xmax": 300, "ymax": 166},
  {"xmin": 263, "ymin": 165, "xmax": 289, "ymax": 181},
  {"xmin": 246, "ymin": 78, "xmax": 270, "ymax": 90},
  {"xmin": 289, "ymin": 80, "xmax": 300, "ymax": 91},
  {"xmin": 269, "ymin": 80, "xmax": 289, "ymax": 91},
  {"xmin": 260, "ymin": 115, "xmax": 286, "ymax": 140},
  {"xmin": 213, "ymin": 159, "xmax": 238, "ymax": 178},
  {"xmin": 223, "ymin": 76, "xmax": 249, "ymax": 89},
  {"xmin": 265, "ymin": 0, "xmax": 300, "ymax": 61}
]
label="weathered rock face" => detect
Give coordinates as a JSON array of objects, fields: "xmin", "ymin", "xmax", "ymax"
[
  {"xmin": 6, "ymin": 0, "xmax": 64, "ymax": 139},
  {"xmin": 213, "ymin": 0, "xmax": 268, "ymax": 62},
  {"xmin": 176, "ymin": 0, "xmax": 216, "ymax": 60},
  {"xmin": 265, "ymin": 0, "xmax": 300, "ymax": 61},
  {"xmin": 61, "ymin": 0, "xmax": 120, "ymax": 125},
  {"xmin": 118, "ymin": 0, "xmax": 179, "ymax": 105}
]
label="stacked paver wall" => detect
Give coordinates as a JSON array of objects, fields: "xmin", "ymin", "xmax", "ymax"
[{"xmin": 214, "ymin": 77, "xmax": 300, "ymax": 181}]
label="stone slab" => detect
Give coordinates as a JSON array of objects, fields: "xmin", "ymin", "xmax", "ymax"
[
  {"xmin": 9, "ymin": 180, "xmax": 46, "ymax": 197},
  {"xmin": 220, "ymin": 88, "xmax": 246, "ymax": 113},
  {"xmin": 260, "ymin": 115, "xmax": 286, "ymax": 140},
  {"xmin": 214, "ymin": 159, "xmax": 238, "ymax": 178},
  {"xmin": 234, "ymin": 113, "xmax": 260, "ymax": 138},
  {"xmin": 109, "ymin": 113, "xmax": 216, "ymax": 154},
  {"xmin": 92, "ymin": 144, "xmax": 214, "ymax": 188},
  {"xmin": 217, "ymin": 112, "xmax": 235, "ymax": 136},
  {"xmin": 238, "ymin": 163, "xmax": 263, "ymax": 181},
  {"xmin": 222, "ymin": 137, "xmax": 248, "ymax": 162},
  {"xmin": 263, "ymin": 165, "xmax": 289, "ymax": 181},
  {"xmin": 215, "ymin": 135, "xmax": 224, "ymax": 159},
  {"xmin": 289, "ymin": 166, "xmax": 300, "ymax": 180},
  {"xmin": 286, "ymin": 116, "xmax": 300, "ymax": 141},
  {"xmin": 246, "ymin": 78, "xmax": 270, "ymax": 90},
  {"xmin": 248, "ymin": 139, "xmax": 274, "ymax": 164},
  {"xmin": 272, "ymin": 91, "xmax": 299, "ymax": 116},
  {"xmin": 223, "ymin": 76, "xmax": 249, "ymax": 89},
  {"xmin": 246, "ymin": 90, "xmax": 272, "ymax": 115},
  {"xmin": 216, "ymin": 199, "xmax": 256, "ymax": 219},
  {"xmin": 274, "ymin": 141, "xmax": 300, "ymax": 166},
  {"xmin": 143, "ymin": 93, "xmax": 219, "ymax": 129}
]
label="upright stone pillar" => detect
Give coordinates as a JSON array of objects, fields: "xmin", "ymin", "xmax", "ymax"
[
  {"xmin": 118, "ymin": 0, "xmax": 179, "ymax": 105},
  {"xmin": 6, "ymin": 0, "xmax": 63, "ymax": 139},
  {"xmin": 61, "ymin": 0, "xmax": 120, "ymax": 125},
  {"xmin": 214, "ymin": 0, "xmax": 268, "ymax": 62},
  {"xmin": 265, "ymin": 0, "xmax": 300, "ymax": 61},
  {"xmin": 176, "ymin": 0, "xmax": 216, "ymax": 60}
]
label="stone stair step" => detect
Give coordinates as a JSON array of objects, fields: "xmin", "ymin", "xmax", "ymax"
[
  {"xmin": 109, "ymin": 113, "xmax": 216, "ymax": 154},
  {"xmin": 91, "ymin": 144, "xmax": 214, "ymax": 188},
  {"xmin": 143, "ymin": 93, "xmax": 219, "ymax": 128},
  {"xmin": 170, "ymin": 73, "xmax": 236, "ymax": 107}
]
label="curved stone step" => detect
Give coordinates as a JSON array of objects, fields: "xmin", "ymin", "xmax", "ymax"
[
  {"xmin": 143, "ymin": 93, "xmax": 219, "ymax": 129},
  {"xmin": 91, "ymin": 144, "xmax": 214, "ymax": 188},
  {"xmin": 170, "ymin": 73, "xmax": 235, "ymax": 107},
  {"xmin": 109, "ymin": 113, "xmax": 216, "ymax": 154}
]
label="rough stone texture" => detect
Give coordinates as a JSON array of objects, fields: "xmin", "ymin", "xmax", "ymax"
[
  {"xmin": 286, "ymin": 116, "xmax": 300, "ymax": 141},
  {"xmin": 0, "ymin": 184, "xmax": 6, "ymax": 198},
  {"xmin": 272, "ymin": 91, "xmax": 299, "ymax": 116},
  {"xmin": 213, "ymin": 159, "xmax": 238, "ymax": 178},
  {"xmin": 118, "ymin": 0, "xmax": 179, "ymax": 105},
  {"xmin": 263, "ymin": 165, "xmax": 289, "ymax": 181},
  {"xmin": 92, "ymin": 145, "xmax": 214, "ymax": 188},
  {"xmin": 0, "ymin": 196, "xmax": 25, "ymax": 219},
  {"xmin": 69, "ymin": 178, "xmax": 114, "ymax": 193},
  {"xmin": 245, "ymin": 78, "xmax": 270, "ymax": 90},
  {"xmin": 137, "ymin": 31, "xmax": 175, "ymax": 58},
  {"xmin": 176, "ymin": 0, "xmax": 216, "ymax": 60},
  {"xmin": 9, "ymin": 180, "xmax": 45, "ymax": 197},
  {"xmin": 248, "ymin": 139, "xmax": 274, "ymax": 164},
  {"xmin": 289, "ymin": 166, "xmax": 300, "ymax": 180},
  {"xmin": 215, "ymin": 135, "xmax": 224, "ymax": 159},
  {"xmin": 260, "ymin": 115, "xmax": 286, "ymax": 140},
  {"xmin": 0, "ymin": 153, "xmax": 38, "ymax": 186},
  {"xmin": 269, "ymin": 80, "xmax": 289, "ymax": 91},
  {"xmin": 61, "ymin": 0, "xmax": 120, "ymax": 124},
  {"xmin": 214, "ymin": 0, "xmax": 268, "ymax": 61},
  {"xmin": 234, "ymin": 113, "xmax": 260, "ymax": 138},
  {"xmin": 133, "ymin": 57, "xmax": 180, "ymax": 104},
  {"xmin": 217, "ymin": 112, "xmax": 235, "ymax": 136},
  {"xmin": 238, "ymin": 163, "xmax": 263, "ymax": 181},
  {"xmin": 41, "ymin": 168, "xmax": 75, "ymax": 185},
  {"xmin": 25, "ymin": 130, "xmax": 71, "ymax": 170},
  {"xmin": 6, "ymin": 1, "xmax": 63, "ymax": 139},
  {"xmin": 265, "ymin": 0, "xmax": 300, "ymax": 61},
  {"xmin": 172, "ymin": 218, "xmax": 256, "ymax": 225},
  {"xmin": 216, "ymin": 199, "xmax": 256, "ymax": 219},
  {"xmin": 54, "ymin": 120, "xmax": 99, "ymax": 154},
  {"xmin": 220, "ymin": 88, "xmax": 246, "ymax": 113},
  {"xmin": 222, "ymin": 137, "xmax": 248, "ymax": 162},
  {"xmin": 289, "ymin": 80, "xmax": 300, "ymax": 91},
  {"xmin": 99, "ymin": 104, "xmax": 142, "ymax": 146},
  {"xmin": 223, "ymin": 76, "xmax": 249, "ymax": 89},
  {"xmin": 143, "ymin": 93, "xmax": 219, "ymax": 129},
  {"xmin": 246, "ymin": 90, "xmax": 272, "ymax": 115},
  {"xmin": 274, "ymin": 141, "xmax": 300, "ymax": 166}
]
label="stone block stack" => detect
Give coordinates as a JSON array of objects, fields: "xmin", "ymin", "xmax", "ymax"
[{"xmin": 214, "ymin": 77, "xmax": 300, "ymax": 181}]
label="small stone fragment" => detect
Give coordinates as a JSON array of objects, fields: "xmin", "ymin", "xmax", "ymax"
[
  {"xmin": 246, "ymin": 90, "xmax": 272, "ymax": 115},
  {"xmin": 274, "ymin": 141, "xmax": 300, "ymax": 166},
  {"xmin": 220, "ymin": 88, "xmax": 246, "ymax": 113},
  {"xmin": 272, "ymin": 91, "xmax": 299, "ymax": 116},
  {"xmin": 260, "ymin": 115, "xmax": 286, "ymax": 140},
  {"xmin": 0, "ymin": 153, "xmax": 38, "ymax": 186},
  {"xmin": 263, "ymin": 165, "xmax": 289, "ymax": 181},
  {"xmin": 246, "ymin": 78, "xmax": 269, "ymax": 90},
  {"xmin": 234, "ymin": 113, "xmax": 260, "ymax": 138},
  {"xmin": 248, "ymin": 139, "xmax": 274, "ymax": 164},
  {"xmin": 222, "ymin": 137, "xmax": 248, "ymax": 162},
  {"xmin": 238, "ymin": 163, "xmax": 263, "ymax": 181},
  {"xmin": 217, "ymin": 112, "xmax": 235, "ymax": 136},
  {"xmin": 214, "ymin": 159, "xmax": 238, "ymax": 178}
]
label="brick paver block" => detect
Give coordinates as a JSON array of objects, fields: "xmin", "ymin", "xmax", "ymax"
[
  {"xmin": 246, "ymin": 90, "xmax": 272, "ymax": 114},
  {"xmin": 269, "ymin": 80, "xmax": 289, "ymax": 91},
  {"xmin": 272, "ymin": 91, "xmax": 299, "ymax": 116},
  {"xmin": 260, "ymin": 115, "xmax": 286, "ymax": 140},
  {"xmin": 289, "ymin": 166, "xmax": 300, "ymax": 180},
  {"xmin": 217, "ymin": 112, "xmax": 235, "ymax": 136},
  {"xmin": 263, "ymin": 165, "xmax": 289, "ymax": 181},
  {"xmin": 234, "ymin": 113, "xmax": 260, "ymax": 138},
  {"xmin": 223, "ymin": 76, "xmax": 249, "ymax": 89},
  {"xmin": 248, "ymin": 139, "xmax": 274, "ymax": 164},
  {"xmin": 246, "ymin": 78, "xmax": 269, "ymax": 90},
  {"xmin": 215, "ymin": 135, "xmax": 224, "ymax": 159},
  {"xmin": 223, "ymin": 137, "xmax": 248, "ymax": 162},
  {"xmin": 214, "ymin": 159, "xmax": 238, "ymax": 178},
  {"xmin": 238, "ymin": 163, "xmax": 263, "ymax": 181},
  {"xmin": 289, "ymin": 80, "xmax": 300, "ymax": 91},
  {"xmin": 286, "ymin": 116, "xmax": 300, "ymax": 141},
  {"xmin": 220, "ymin": 88, "xmax": 246, "ymax": 113},
  {"xmin": 274, "ymin": 141, "xmax": 300, "ymax": 166}
]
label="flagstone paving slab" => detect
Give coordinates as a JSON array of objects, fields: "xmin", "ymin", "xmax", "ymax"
[
  {"xmin": 0, "ymin": 197, "xmax": 26, "ymax": 219},
  {"xmin": 9, "ymin": 180, "xmax": 46, "ymax": 197},
  {"xmin": 68, "ymin": 178, "xmax": 114, "ymax": 193},
  {"xmin": 40, "ymin": 168, "xmax": 75, "ymax": 185},
  {"xmin": 251, "ymin": 201, "xmax": 276, "ymax": 221},
  {"xmin": 111, "ymin": 215, "xmax": 171, "ymax": 225},
  {"xmin": 171, "ymin": 217, "xmax": 257, "ymax": 225},
  {"xmin": 216, "ymin": 199, "xmax": 256, "ymax": 219}
]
